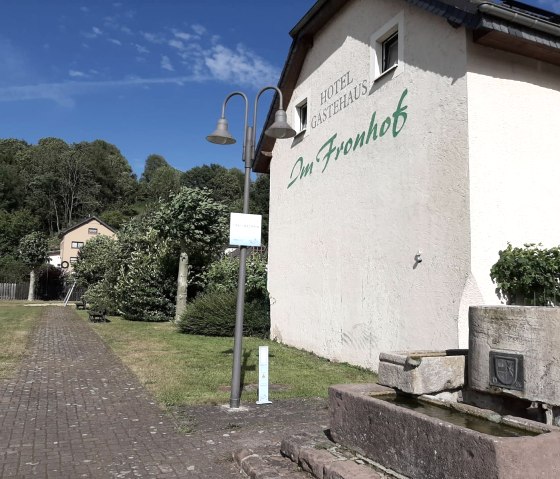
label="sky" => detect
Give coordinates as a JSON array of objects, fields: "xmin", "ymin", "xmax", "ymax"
[{"xmin": 1, "ymin": 0, "xmax": 558, "ymax": 177}]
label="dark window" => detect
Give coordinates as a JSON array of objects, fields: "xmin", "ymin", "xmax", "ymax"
[
  {"xmin": 71, "ymin": 241, "xmax": 84, "ymax": 249},
  {"xmin": 70, "ymin": 257, "xmax": 78, "ymax": 263},
  {"xmin": 297, "ymin": 102, "xmax": 307, "ymax": 131},
  {"xmin": 88, "ymin": 227, "xmax": 98, "ymax": 234},
  {"xmin": 382, "ymin": 32, "xmax": 398, "ymax": 72}
]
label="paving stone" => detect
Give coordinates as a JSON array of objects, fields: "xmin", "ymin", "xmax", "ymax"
[
  {"xmin": 299, "ymin": 448, "xmax": 339, "ymax": 478},
  {"xmin": 324, "ymin": 460, "xmax": 383, "ymax": 479},
  {"xmin": 0, "ymin": 306, "xmax": 329, "ymax": 478}
]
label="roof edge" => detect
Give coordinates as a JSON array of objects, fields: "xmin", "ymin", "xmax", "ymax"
[
  {"xmin": 253, "ymin": 0, "xmax": 560, "ymax": 174},
  {"xmin": 58, "ymin": 216, "xmax": 116, "ymax": 239}
]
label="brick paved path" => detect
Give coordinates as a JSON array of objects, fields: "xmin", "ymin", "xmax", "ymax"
[{"xmin": 0, "ymin": 307, "xmax": 328, "ymax": 478}]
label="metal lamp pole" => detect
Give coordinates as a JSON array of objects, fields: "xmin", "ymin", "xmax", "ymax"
[{"xmin": 207, "ymin": 86, "xmax": 295, "ymax": 408}]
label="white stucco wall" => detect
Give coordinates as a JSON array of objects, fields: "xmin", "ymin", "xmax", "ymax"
[
  {"xmin": 467, "ymin": 42, "xmax": 560, "ymax": 306},
  {"xmin": 268, "ymin": 0, "xmax": 471, "ymax": 370}
]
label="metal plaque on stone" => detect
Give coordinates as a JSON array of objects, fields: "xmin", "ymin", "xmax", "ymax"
[{"xmin": 489, "ymin": 352, "xmax": 524, "ymax": 391}]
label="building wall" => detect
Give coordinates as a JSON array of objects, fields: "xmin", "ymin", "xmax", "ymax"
[
  {"xmin": 268, "ymin": 0, "xmax": 471, "ymax": 370},
  {"xmin": 60, "ymin": 219, "xmax": 115, "ymax": 270},
  {"xmin": 466, "ymin": 41, "xmax": 560, "ymax": 307}
]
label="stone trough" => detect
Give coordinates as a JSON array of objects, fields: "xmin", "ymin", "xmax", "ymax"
[
  {"xmin": 329, "ymin": 383, "xmax": 560, "ymax": 479},
  {"xmin": 469, "ymin": 306, "xmax": 560, "ymax": 424}
]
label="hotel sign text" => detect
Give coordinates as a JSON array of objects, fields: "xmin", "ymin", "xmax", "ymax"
[{"xmin": 288, "ymin": 88, "xmax": 409, "ymax": 189}]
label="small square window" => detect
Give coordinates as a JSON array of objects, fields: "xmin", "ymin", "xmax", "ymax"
[
  {"xmin": 370, "ymin": 12, "xmax": 404, "ymax": 82},
  {"xmin": 297, "ymin": 101, "xmax": 307, "ymax": 132},
  {"xmin": 88, "ymin": 227, "xmax": 98, "ymax": 234},
  {"xmin": 295, "ymin": 99, "xmax": 307, "ymax": 134},
  {"xmin": 69, "ymin": 257, "xmax": 78, "ymax": 264},
  {"xmin": 382, "ymin": 32, "xmax": 398, "ymax": 73},
  {"xmin": 71, "ymin": 241, "xmax": 84, "ymax": 249}
]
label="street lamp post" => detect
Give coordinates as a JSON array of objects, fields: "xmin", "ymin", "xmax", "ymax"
[{"xmin": 207, "ymin": 86, "xmax": 296, "ymax": 408}]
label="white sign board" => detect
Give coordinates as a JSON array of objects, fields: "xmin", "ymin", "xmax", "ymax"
[{"xmin": 229, "ymin": 213, "xmax": 262, "ymax": 247}]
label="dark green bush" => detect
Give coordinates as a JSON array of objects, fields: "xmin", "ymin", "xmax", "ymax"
[
  {"xmin": 177, "ymin": 289, "xmax": 270, "ymax": 338},
  {"xmin": 490, "ymin": 243, "xmax": 560, "ymax": 306}
]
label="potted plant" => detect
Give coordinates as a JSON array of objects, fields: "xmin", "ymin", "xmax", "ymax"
[{"xmin": 490, "ymin": 243, "xmax": 560, "ymax": 306}]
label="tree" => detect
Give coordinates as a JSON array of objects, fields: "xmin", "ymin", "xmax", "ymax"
[
  {"xmin": 74, "ymin": 140, "xmax": 137, "ymax": 210},
  {"xmin": 18, "ymin": 232, "xmax": 49, "ymax": 301},
  {"xmin": 250, "ymin": 174, "xmax": 270, "ymax": 245},
  {"xmin": 18, "ymin": 138, "xmax": 100, "ymax": 234},
  {"xmin": 73, "ymin": 235, "xmax": 117, "ymax": 288},
  {"xmin": 112, "ymin": 217, "xmax": 178, "ymax": 321},
  {"xmin": 148, "ymin": 166, "xmax": 181, "ymax": 200},
  {"xmin": 181, "ymin": 164, "xmax": 244, "ymax": 211},
  {"xmin": 140, "ymin": 154, "xmax": 170, "ymax": 183},
  {"xmin": 0, "ymin": 139, "xmax": 28, "ymax": 211},
  {"xmin": 153, "ymin": 187, "xmax": 228, "ymax": 321},
  {"xmin": 0, "ymin": 209, "xmax": 40, "ymax": 257}
]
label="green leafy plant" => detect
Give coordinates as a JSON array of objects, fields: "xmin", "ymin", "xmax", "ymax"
[
  {"xmin": 176, "ymin": 290, "xmax": 270, "ymax": 338},
  {"xmin": 203, "ymin": 253, "xmax": 268, "ymax": 301},
  {"xmin": 490, "ymin": 243, "xmax": 560, "ymax": 306},
  {"xmin": 18, "ymin": 231, "xmax": 49, "ymax": 300},
  {"xmin": 113, "ymin": 220, "xmax": 177, "ymax": 322}
]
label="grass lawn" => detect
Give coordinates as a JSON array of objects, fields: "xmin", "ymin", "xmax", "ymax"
[
  {"xmin": 0, "ymin": 302, "xmax": 42, "ymax": 379},
  {"xmin": 84, "ymin": 314, "xmax": 377, "ymax": 406}
]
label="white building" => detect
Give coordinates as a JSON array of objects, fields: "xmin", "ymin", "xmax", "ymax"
[{"xmin": 254, "ymin": 0, "xmax": 560, "ymax": 370}]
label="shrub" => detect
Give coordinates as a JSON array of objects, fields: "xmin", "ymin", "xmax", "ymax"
[
  {"xmin": 73, "ymin": 235, "xmax": 117, "ymax": 288},
  {"xmin": 84, "ymin": 281, "xmax": 118, "ymax": 314},
  {"xmin": 0, "ymin": 254, "xmax": 29, "ymax": 282},
  {"xmin": 490, "ymin": 243, "xmax": 560, "ymax": 306},
  {"xmin": 203, "ymin": 253, "xmax": 268, "ymax": 302},
  {"xmin": 177, "ymin": 290, "xmax": 270, "ymax": 338},
  {"xmin": 113, "ymin": 227, "xmax": 177, "ymax": 322}
]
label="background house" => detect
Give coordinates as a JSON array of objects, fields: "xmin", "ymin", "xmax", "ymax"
[
  {"xmin": 255, "ymin": 0, "xmax": 560, "ymax": 370},
  {"xmin": 59, "ymin": 217, "xmax": 115, "ymax": 271}
]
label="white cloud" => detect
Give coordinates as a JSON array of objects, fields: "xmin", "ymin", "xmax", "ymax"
[
  {"xmin": 161, "ymin": 55, "xmax": 174, "ymax": 72},
  {"xmin": 192, "ymin": 24, "xmax": 206, "ymax": 36},
  {"xmin": 80, "ymin": 6, "xmax": 90, "ymax": 13},
  {"xmin": 0, "ymin": 75, "xmax": 209, "ymax": 107},
  {"xmin": 82, "ymin": 26, "xmax": 103, "ymax": 39},
  {"xmin": 173, "ymin": 31, "xmax": 192, "ymax": 41},
  {"xmin": 121, "ymin": 25, "xmax": 133, "ymax": 35},
  {"xmin": 0, "ymin": 38, "xmax": 28, "ymax": 85},
  {"xmin": 142, "ymin": 32, "xmax": 165, "ymax": 44},
  {"xmin": 69, "ymin": 70, "xmax": 86, "ymax": 78},
  {"xmin": 109, "ymin": 38, "xmax": 122, "ymax": 46},
  {"xmin": 169, "ymin": 39, "xmax": 185, "ymax": 50},
  {"xmin": 204, "ymin": 44, "xmax": 279, "ymax": 88},
  {"xmin": 134, "ymin": 43, "xmax": 149, "ymax": 54}
]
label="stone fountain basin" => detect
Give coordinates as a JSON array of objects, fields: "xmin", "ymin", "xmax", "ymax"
[{"xmin": 329, "ymin": 383, "xmax": 560, "ymax": 479}]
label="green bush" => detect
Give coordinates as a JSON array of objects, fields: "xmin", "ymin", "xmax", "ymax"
[
  {"xmin": 84, "ymin": 281, "xmax": 118, "ymax": 314},
  {"xmin": 177, "ymin": 290, "xmax": 270, "ymax": 338},
  {"xmin": 203, "ymin": 253, "xmax": 268, "ymax": 302},
  {"xmin": 490, "ymin": 243, "xmax": 560, "ymax": 306},
  {"xmin": 0, "ymin": 254, "xmax": 29, "ymax": 282},
  {"xmin": 113, "ymin": 220, "xmax": 177, "ymax": 322}
]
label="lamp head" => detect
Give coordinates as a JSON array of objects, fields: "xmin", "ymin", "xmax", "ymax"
[
  {"xmin": 265, "ymin": 109, "xmax": 296, "ymax": 139},
  {"xmin": 206, "ymin": 117, "xmax": 236, "ymax": 145}
]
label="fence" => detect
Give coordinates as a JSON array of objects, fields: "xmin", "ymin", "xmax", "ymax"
[
  {"xmin": 0, "ymin": 282, "xmax": 30, "ymax": 300},
  {"xmin": 0, "ymin": 279, "xmax": 83, "ymax": 302}
]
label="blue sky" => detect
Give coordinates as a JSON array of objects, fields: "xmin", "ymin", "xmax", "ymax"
[{"xmin": 1, "ymin": 0, "xmax": 558, "ymax": 176}]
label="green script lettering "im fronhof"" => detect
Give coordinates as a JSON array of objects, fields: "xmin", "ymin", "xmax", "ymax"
[{"xmin": 287, "ymin": 88, "xmax": 408, "ymax": 189}]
